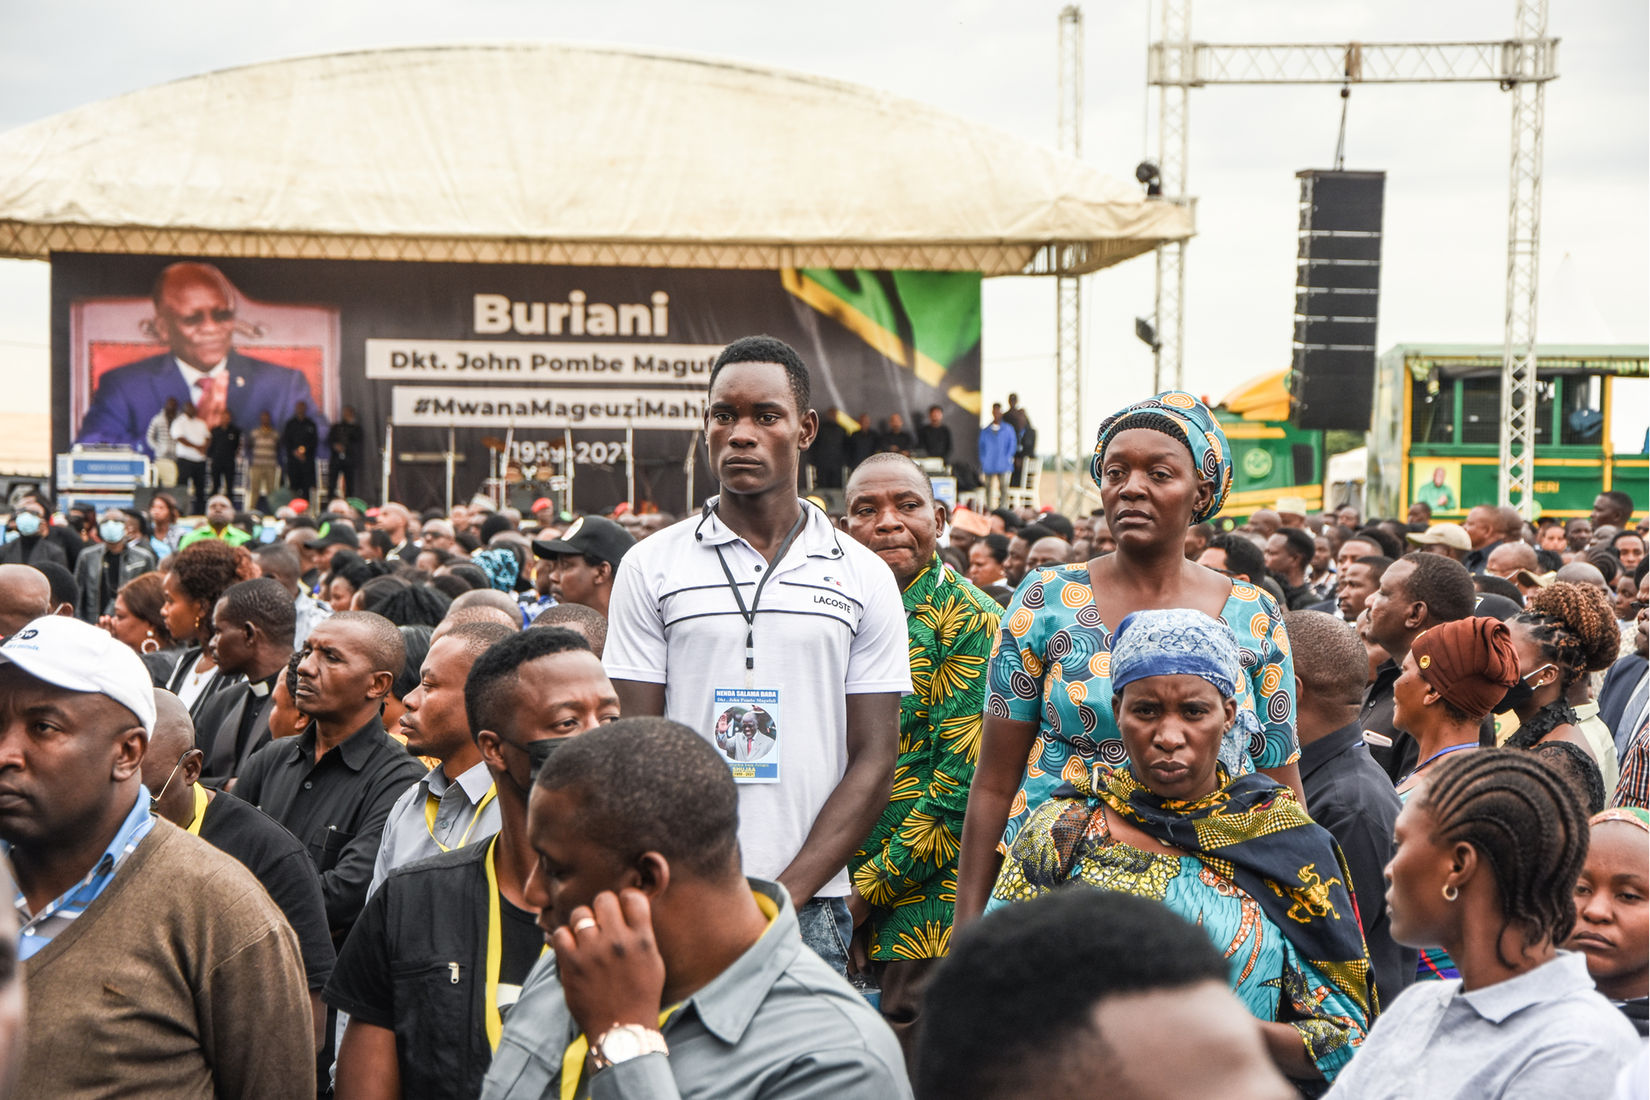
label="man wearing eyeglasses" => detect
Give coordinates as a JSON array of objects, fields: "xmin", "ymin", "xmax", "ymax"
[
  {"xmin": 0, "ymin": 616, "xmax": 312, "ymax": 1097},
  {"xmin": 75, "ymin": 261, "xmax": 326, "ymax": 456},
  {"xmin": 142, "ymin": 688, "xmax": 335, "ymax": 1052}
]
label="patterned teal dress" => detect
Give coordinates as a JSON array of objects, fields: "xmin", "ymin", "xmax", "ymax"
[
  {"xmin": 989, "ymin": 766, "xmax": 1372, "ymax": 1082},
  {"xmin": 986, "ymin": 564, "xmax": 1299, "ymax": 851}
]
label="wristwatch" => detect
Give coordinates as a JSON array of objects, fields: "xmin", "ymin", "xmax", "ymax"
[{"xmin": 590, "ymin": 1024, "xmax": 669, "ymax": 1069}]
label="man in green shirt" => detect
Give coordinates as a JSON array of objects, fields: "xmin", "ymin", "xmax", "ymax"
[
  {"xmin": 1413, "ymin": 466, "xmax": 1456, "ymax": 512},
  {"xmin": 178, "ymin": 495, "xmax": 253, "ymax": 549},
  {"xmin": 841, "ymin": 453, "xmax": 1000, "ymax": 1060}
]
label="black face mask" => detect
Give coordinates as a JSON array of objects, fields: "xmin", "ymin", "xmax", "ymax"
[
  {"xmin": 1493, "ymin": 664, "xmax": 1554, "ymax": 714},
  {"xmin": 1493, "ymin": 678, "xmax": 1534, "ymax": 714},
  {"xmin": 524, "ymin": 736, "xmax": 567, "ymax": 777}
]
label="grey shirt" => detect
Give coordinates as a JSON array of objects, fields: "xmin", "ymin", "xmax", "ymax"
[
  {"xmin": 479, "ymin": 878, "xmax": 911, "ymax": 1100},
  {"xmin": 368, "ymin": 760, "xmax": 499, "ymax": 897},
  {"xmin": 1325, "ymin": 951, "xmax": 1640, "ymax": 1099}
]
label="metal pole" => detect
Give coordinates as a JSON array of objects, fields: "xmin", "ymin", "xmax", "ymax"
[
  {"xmin": 683, "ymin": 430, "xmax": 698, "ymax": 514},
  {"xmin": 380, "ymin": 422, "xmax": 393, "ymax": 506},
  {"xmin": 563, "ymin": 427, "xmax": 574, "ymax": 513},
  {"xmin": 1055, "ymin": 5, "xmax": 1085, "ymax": 513},
  {"xmin": 1498, "ymin": 0, "xmax": 1549, "ymax": 518},
  {"xmin": 625, "ymin": 424, "xmax": 636, "ymax": 509},
  {"xmin": 499, "ymin": 425, "xmax": 515, "ymax": 510},
  {"xmin": 444, "ymin": 426, "xmax": 455, "ymax": 514},
  {"xmin": 1151, "ymin": 0, "xmax": 1191, "ymax": 392}
]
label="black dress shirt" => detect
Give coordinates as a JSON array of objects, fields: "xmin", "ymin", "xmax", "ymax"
[
  {"xmin": 917, "ymin": 423, "xmax": 953, "ymax": 462},
  {"xmin": 880, "ymin": 428, "xmax": 917, "ymax": 454},
  {"xmin": 1300, "ymin": 720, "xmax": 1415, "ymax": 1008},
  {"xmin": 232, "ymin": 715, "xmax": 424, "ymax": 939},
  {"xmin": 208, "ymin": 423, "xmax": 243, "ymax": 468},
  {"xmin": 328, "ymin": 421, "xmax": 365, "ymax": 468},
  {"xmin": 1360, "ymin": 659, "xmax": 1418, "ymax": 782},
  {"xmin": 199, "ymin": 787, "xmax": 337, "ymax": 992}
]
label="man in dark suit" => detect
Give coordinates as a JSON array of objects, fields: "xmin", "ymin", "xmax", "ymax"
[
  {"xmin": 809, "ymin": 406, "xmax": 849, "ymax": 490},
  {"xmin": 282, "ymin": 403, "xmax": 320, "ymax": 503},
  {"xmin": 192, "ymin": 578, "xmax": 296, "ymax": 786},
  {"xmin": 326, "ymin": 406, "xmax": 365, "ymax": 502},
  {"xmin": 1599, "ymin": 574, "xmax": 1648, "ymax": 756},
  {"xmin": 76, "ymin": 261, "xmax": 326, "ymax": 455},
  {"xmin": 206, "ymin": 410, "xmax": 243, "ymax": 503}
]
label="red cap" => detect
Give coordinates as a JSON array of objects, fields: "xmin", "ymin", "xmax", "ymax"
[
  {"xmin": 290, "ymin": 498, "xmax": 309, "ymax": 513},
  {"xmin": 532, "ymin": 497, "xmax": 553, "ymax": 513}
]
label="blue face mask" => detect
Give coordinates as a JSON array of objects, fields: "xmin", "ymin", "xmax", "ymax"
[
  {"xmin": 13, "ymin": 513, "xmax": 40, "ymax": 537},
  {"xmin": 100, "ymin": 519, "xmax": 127, "ymax": 544}
]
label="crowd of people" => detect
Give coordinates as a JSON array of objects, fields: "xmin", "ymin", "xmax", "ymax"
[{"xmin": 0, "ymin": 333, "xmax": 1645, "ymax": 1099}]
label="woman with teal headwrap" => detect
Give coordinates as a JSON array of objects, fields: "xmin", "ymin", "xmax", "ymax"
[
  {"xmin": 987, "ymin": 607, "xmax": 1373, "ymax": 1087},
  {"xmin": 955, "ymin": 391, "xmax": 1303, "ymax": 927}
]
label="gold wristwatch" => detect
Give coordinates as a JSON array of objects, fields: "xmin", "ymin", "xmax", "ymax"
[{"xmin": 590, "ymin": 1024, "xmax": 669, "ymax": 1070}]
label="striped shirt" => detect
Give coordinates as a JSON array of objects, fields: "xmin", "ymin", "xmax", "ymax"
[
  {"xmin": 249, "ymin": 426, "xmax": 280, "ymax": 467},
  {"xmin": 12, "ymin": 792, "xmax": 155, "ymax": 960},
  {"xmin": 1613, "ymin": 711, "xmax": 1650, "ymax": 810}
]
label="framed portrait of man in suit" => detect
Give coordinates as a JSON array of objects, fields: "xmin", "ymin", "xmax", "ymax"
[{"xmin": 70, "ymin": 260, "xmax": 339, "ymax": 457}]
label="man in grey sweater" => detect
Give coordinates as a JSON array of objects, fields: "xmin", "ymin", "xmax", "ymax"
[{"xmin": 0, "ymin": 616, "xmax": 311, "ymax": 1098}]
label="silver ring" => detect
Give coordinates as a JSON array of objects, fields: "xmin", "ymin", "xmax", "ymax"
[{"xmin": 572, "ymin": 917, "xmax": 598, "ymax": 934}]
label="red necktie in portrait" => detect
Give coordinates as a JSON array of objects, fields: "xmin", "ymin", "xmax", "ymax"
[{"xmin": 194, "ymin": 374, "xmax": 225, "ymax": 426}]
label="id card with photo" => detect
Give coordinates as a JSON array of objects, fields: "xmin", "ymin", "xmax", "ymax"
[{"xmin": 712, "ymin": 688, "xmax": 780, "ymax": 783}]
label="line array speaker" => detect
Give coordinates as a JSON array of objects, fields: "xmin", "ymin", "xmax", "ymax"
[{"xmin": 1289, "ymin": 170, "xmax": 1385, "ymax": 431}]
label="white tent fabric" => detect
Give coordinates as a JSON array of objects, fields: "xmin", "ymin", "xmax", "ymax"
[{"xmin": 0, "ymin": 43, "xmax": 1191, "ymax": 275}]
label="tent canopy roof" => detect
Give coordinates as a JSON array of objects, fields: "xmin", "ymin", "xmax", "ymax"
[
  {"xmin": 1216, "ymin": 369, "xmax": 1292, "ymax": 422},
  {"xmin": 0, "ymin": 43, "xmax": 1192, "ymax": 275}
]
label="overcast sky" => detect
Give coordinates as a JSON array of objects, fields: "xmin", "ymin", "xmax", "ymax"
[{"xmin": 1, "ymin": 0, "xmax": 1644, "ymax": 455}]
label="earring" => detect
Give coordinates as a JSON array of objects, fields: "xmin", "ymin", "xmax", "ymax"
[
  {"xmin": 141, "ymin": 632, "xmax": 160, "ymax": 655},
  {"xmin": 1442, "ymin": 883, "xmax": 1459, "ymax": 902}
]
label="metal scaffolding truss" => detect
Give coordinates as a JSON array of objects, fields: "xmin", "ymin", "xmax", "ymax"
[
  {"xmin": 1152, "ymin": 0, "xmax": 1193, "ymax": 394},
  {"xmin": 1148, "ymin": 39, "xmax": 1558, "ymax": 86},
  {"xmin": 1055, "ymin": 5, "xmax": 1087, "ymax": 511},
  {"xmin": 1145, "ymin": 0, "xmax": 1557, "ymax": 515}
]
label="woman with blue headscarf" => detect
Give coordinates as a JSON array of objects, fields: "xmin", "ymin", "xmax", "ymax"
[
  {"xmin": 955, "ymin": 391, "xmax": 1303, "ymax": 927},
  {"xmin": 988, "ymin": 607, "xmax": 1372, "ymax": 1087}
]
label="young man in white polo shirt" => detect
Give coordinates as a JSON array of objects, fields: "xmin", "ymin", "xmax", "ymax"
[{"xmin": 604, "ymin": 335, "xmax": 909, "ymax": 975}]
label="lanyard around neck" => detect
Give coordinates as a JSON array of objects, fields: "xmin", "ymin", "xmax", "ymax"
[
  {"xmin": 424, "ymin": 783, "xmax": 497, "ymax": 853},
  {"xmin": 1402, "ymin": 741, "xmax": 1477, "ymax": 785},
  {"xmin": 484, "ymin": 836, "xmax": 546, "ymax": 1052},
  {"xmin": 712, "ymin": 506, "xmax": 808, "ymax": 687},
  {"xmin": 185, "ymin": 784, "xmax": 209, "ymax": 837}
]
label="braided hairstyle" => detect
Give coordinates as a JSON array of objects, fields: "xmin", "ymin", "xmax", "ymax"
[
  {"xmin": 1417, "ymin": 748, "xmax": 1589, "ymax": 963},
  {"xmin": 1516, "ymin": 582, "xmax": 1620, "ymax": 691},
  {"xmin": 169, "ymin": 539, "xmax": 257, "ymax": 640}
]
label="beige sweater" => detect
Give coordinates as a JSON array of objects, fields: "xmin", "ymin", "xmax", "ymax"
[{"xmin": 19, "ymin": 818, "xmax": 314, "ymax": 1099}]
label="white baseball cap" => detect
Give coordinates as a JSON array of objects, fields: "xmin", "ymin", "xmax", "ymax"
[{"xmin": 0, "ymin": 616, "xmax": 157, "ymax": 736}]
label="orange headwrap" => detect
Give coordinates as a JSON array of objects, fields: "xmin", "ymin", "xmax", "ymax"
[{"xmin": 1412, "ymin": 616, "xmax": 1521, "ymax": 718}]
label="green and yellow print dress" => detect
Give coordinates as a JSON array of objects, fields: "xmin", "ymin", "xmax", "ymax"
[
  {"xmin": 851, "ymin": 555, "xmax": 1000, "ymax": 962},
  {"xmin": 990, "ymin": 765, "xmax": 1373, "ymax": 1082},
  {"xmin": 987, "ymin": 563, "xmax": 1299, "ymax": 852}
]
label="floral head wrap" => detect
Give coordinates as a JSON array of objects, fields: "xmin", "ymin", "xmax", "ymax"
[
  {"xmin": 1591, "ymin": 807, "xmax": 1650, "ymax": 831},
  {"xmin": 1092, "ymin": 390, "xmax": 1232, "ymax": 525},
  {"xmin": 471, "ymin": 547, "xmax": 520, "ymax": 593},
  {"xmin": 1110, "ymin": 607, "xmax": 1241, "ymax": 700}
]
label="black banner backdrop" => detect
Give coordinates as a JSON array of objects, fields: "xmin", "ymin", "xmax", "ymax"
[{"xmin": 52, "ymin": 254, "xmax": 983, "ymax": 513}]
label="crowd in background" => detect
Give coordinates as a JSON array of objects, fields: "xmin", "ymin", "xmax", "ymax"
[{"xmin": 0, "ymin": 336, "xmax": 1645, "ymax": 1099}]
